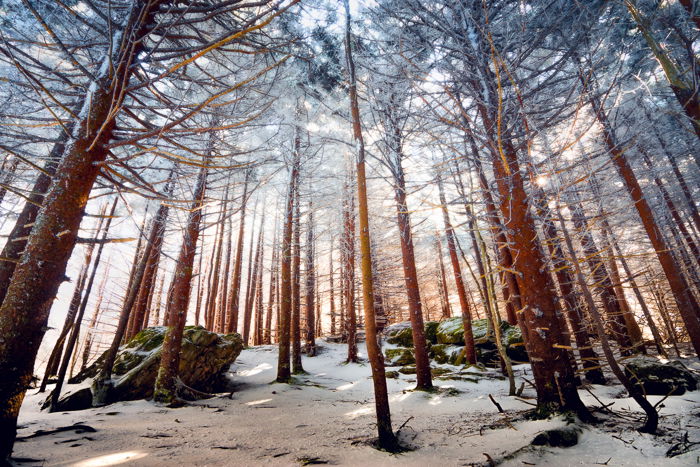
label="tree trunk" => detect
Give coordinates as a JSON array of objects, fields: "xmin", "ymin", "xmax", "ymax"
[
  {"xmin": 342, "ymin": 174, "xmax": 358, "ymax": 362},
  {"xmin": 344, "ymin": 0, "xmax": 398, "ymax": 449},
  {"xmin": 226, "ymin": 170, "xmax": 251, "ymax": 333},
  {"xmin": 50, "ymin": 198, "xmax": 117, "ymax": 411},
  {"xmin": 329, "ymin": 237, "xmax": 337, "ymax": 335},
  {"xmin": 583, "ymin": 69, "xmax": 700, "ymax": 355},
  {"xmin": 291, "ymin": 188, "xmax": 304, "ymax": 373},
  {"xmin": 93, "ymin": 175, "xmax": 174, "ymax": 406},
  {"xmin": 437, "ymin": 176, "xmax": 476, "ymax": 364},
  {"xmin": 305, "ymin": 204, "xmax": 317, "ymax": 356},
  {"xmin": 557, "ymin": 206, "xmax": 658, "ymax": 432},
  {"xmin": 391, "ymin": 156, "xmax": 432, "ymax": 389},
  {"xmin": 154, "ymin": 166, "xmax": 207, "ymax": 405},
  {"xmin": 0, "ymin": 2, "xmax": 164, "ymax": 457},
  {"xmin": 243, "ymin": 202, "xmax": 259, "ymax": 343},
  {"xmin": 276, "ymin": 134, "xmax": 300, "ymax": 382}
]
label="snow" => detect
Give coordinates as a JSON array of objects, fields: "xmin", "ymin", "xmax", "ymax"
[{"xmin": 14, "ymin": 340, "xmax": 700, "ymax": 466}]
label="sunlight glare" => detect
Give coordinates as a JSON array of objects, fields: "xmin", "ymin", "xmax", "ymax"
[
  {"xmin": 246, "ymin": 398, "xmax": 273, "ymax": 406},
  {"xmin": 73, "ymin": 451, "xmax": 148, "ymax": 467},
  {"xmin": 238, "ymin": 362, "xmax": 272, "ymax": 376}
]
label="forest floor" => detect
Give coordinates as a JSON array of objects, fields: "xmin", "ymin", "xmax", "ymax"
[{"xmin": 13, "ymin": 339, "xmax": 700, "ymax": 466}]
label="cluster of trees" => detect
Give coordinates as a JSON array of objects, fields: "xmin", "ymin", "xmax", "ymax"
[{"xmin": 0, "ymin": 0, "xmax": 698, "ymax": 457}]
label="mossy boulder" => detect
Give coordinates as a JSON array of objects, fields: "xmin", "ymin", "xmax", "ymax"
[
  {"xmin": 385, "ymin": 323, "xmax": 414, "ymax": 347},
  {"xmin": 56, "ymin": 326, "xmax": 243, "ymax": 409},
  {"xmin": 430, "ymin": 367, "xmax": 452, "ymax": 376},
  {"xmin": 385, "ymin": 371, "xmax": 399, "ymax": 379},
  {"xmin": 398, "ymin": 365, "xmax": 417, "ymax": 375},
  {"xmin": 430, "ymin": 344, "xmax": 449, "ymax": 364},
  {"xmin": 436, "ymin": 317, "xmax": 465, "ymax": 344},
  {"xmin": 385, "ymin": 347, "xmax": 415, "ymax": 366},
  {"xmin": 424, "ymin": 321, "xmax": 439, "ymax": 344},
  {"xmin": 436, "ymin": 318, "xmax": 527, "ymax": 365},
  {"xmin": 624, "ymin": 357, "xmax": 698, "ymax": 396}
]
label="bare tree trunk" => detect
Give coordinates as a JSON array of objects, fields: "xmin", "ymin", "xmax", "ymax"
[
  {"xmin": 625, "ymin": 1, "xmax": 700, "ymax": 140},
  {"xmin": 80, "ymin": 266, "xmax": 110, "ymax": 372},
  {"xmin": 435, "ymin": 234, "xmax": 452, "ymax": 319},
  {"xmin": 206, "ymin": 190, "xmax": 227, "ymax": 333},
  {"xmin": 557, "ymin": 206, "xmax": 658, "ymax": 432},
  {"xmin": 226, "ymin": 170, "xmax": 251, "ymax": 334},
  {"xmin": 276, "ymin": 132, "xmax": 300, "ymax": 382},
  {"xmin": 0, "ymin": 128, "xmax": 67, "ymax": 305},
  {"xmin": 248, "ymin": 215, "xmax": 264, "ymax": 345},
  {"xmin": 342, "ymin": 173, "xmax": 358, "ymax": 362},
  {"xmin": 154, "ymin": 166, "xmax": 207, "ymax": 405},
  {"xmin": 568, "ymin": 197, "xmax": 635, "ymax": 353},
  {"xmin": 50, "ymin": 198, "xmax": 118, "ymax": 411},
  {"xmin": 219, "ymin": 202, "xmax": 234, "ymax": 331},
  {"xmin": 243, "ymin": 202, "xmax": 259, "ymax": 343},
  {"xmin": 536, "ymin": 196, "xmax": 605, "ymax": 384},
  {"xmin": 264, "ymin": 223, "xmax": 279, "ymax": 345},
  {"xmin": 93, "ymin": 175, "xmax": 174, "ymax": 406},
  {"xmin": 0, "ymin": 3, "xmax": 166, "ymax": 456},
  {"xmin": 254, "ymin": 238, "xmax": 265, "ymax": 346},
  {"xmin": 393, "ymin": 165, "xmax": 432, "ymax": 389},
  {"xmin": 125, "ymin": 190, "xmax": 170, "ymax": 342},
  {"xmin": 641, "ymin": 149, "xmax": 700, "ymax": 264},
  {"xmin": 437, "ymin": 176, "xmax": 476, "ymax": 364},
  {"xmin": 291, "ymin": 188, "xmax": 304, "ymax": 373},
  {"xmin": 305, "ymin": 204, "xmax": 317, "ymax": 356},
  {"xmin": 344, "ymin": 0, "xmax": 398, "ymax": 449},
  {"xmin": 329, "ymin": 237, "xmax": 337, "ymax": 335},
  {"xmin": 583, "ymin": 70, "xmax": 700, "ymax": 355}
]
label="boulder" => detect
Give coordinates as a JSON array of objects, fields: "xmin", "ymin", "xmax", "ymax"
[
  {"xmin": 424, "ymin": 321, "xmax": 439, "ymax": 344},
  {"xmin": 42, "ymin": 386, "xmax": 93, "ymax": 412},
  {"xmin": 430, "ymin": 344, "xmax": 449, "ymax": 364},
  {"xmin": 624, "ymin": 356, "xmax": 698, "ymax": 396},
  {"xmin": 55, "ymin": 326, "xmax": 243, "ymax": 409},
  {"xmin": 385, "ymin": 347, "xmax": 415, "ymax": 366},
  {"xmin": 436, "ymin": 317, "xmax": 465, "ymax": 345},
  {"xmin": 436, "ymin": 318, "xmax": 527, "ymax": 366},
  {"xmin": 531, "ymin": 426, "xmax": 581, "ymax": 448},
  {"xmin": 385, "ymin": 322, "xmax": 414, "ymax": 347}
]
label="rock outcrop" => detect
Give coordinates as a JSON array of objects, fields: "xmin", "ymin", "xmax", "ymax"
[
  {"xmin": 624, "ymin": 356, "xmax": 698, "ymax": 395},
  {"xmin": 47, "ymin": 326, "xmax": 243, "ymax": 410}
]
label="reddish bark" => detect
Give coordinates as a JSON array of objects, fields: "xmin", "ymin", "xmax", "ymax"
[
  {"xmin": 154, "ymin": 167, "xmax": 207, "ymax": 404},
  {"xmin": 0, "ymin": 2, "xmax": 165, "ymax": 457},
  {"xmin": 585, "ymin": 76, "xmax": 700, "ymax": 355},
  {"xmin": 304, "ymin": 205, "xmax": 317, "ymax": 356},
  {"xmin": 226, "ymin": 170, "xmax": 251, "ymax": 334},
  {"xmin": 391, "ymin": 152, "xmax": 432, "ymax": 389},
  {"xmin": 438, "ymin": 177, "xmax": 476, "ymax": 364},
  {"xmin": 291, "ymin": 189, "xmax": 304, "ymax": 373},
  {"xmin": 344, "ymin": 0, "xmax": 398, "ymax": 448},
  {"xmin": 276, "ymin": 136, "xmax": 299, "ymax": 382}
]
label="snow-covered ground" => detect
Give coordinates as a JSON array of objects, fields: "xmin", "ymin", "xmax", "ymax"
[{"xmin": 13, "ymin": 340, "xmax": 700, "ymax": 466}]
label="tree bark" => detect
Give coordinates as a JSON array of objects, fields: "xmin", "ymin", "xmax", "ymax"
[
  {"xmin": 305, "ymin": 203, "xmax": 317, "ymax": 356},
  {"xmin": 344, "ymin": 0, "xmax": 398, "ymax": 449},
  {"xmin": 437, "ymin": 176, "xmax": 477, "ymax": 364},
  {"xmin": 0, "ymin": 2, "xmax": 164, "ymax": 457},
  {"xmin": 154, "ymin": 166, "xmax": 207, "ymax": 405}
]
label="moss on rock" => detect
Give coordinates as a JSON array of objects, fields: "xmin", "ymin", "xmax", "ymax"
[
  {"xmin": 385, "ymin": 347, "xmax": 415, "ymax": 366},
  {"xmin": 385, "ymin": 324, "xmax": 414, "ymax": 347},
  {"xmin": 624, "ymin": 356, "xmax": 698, "ymax": 395},
  {"xmin": 424, "ymin": 321, "xmax": 439, "ymax": 344}
]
